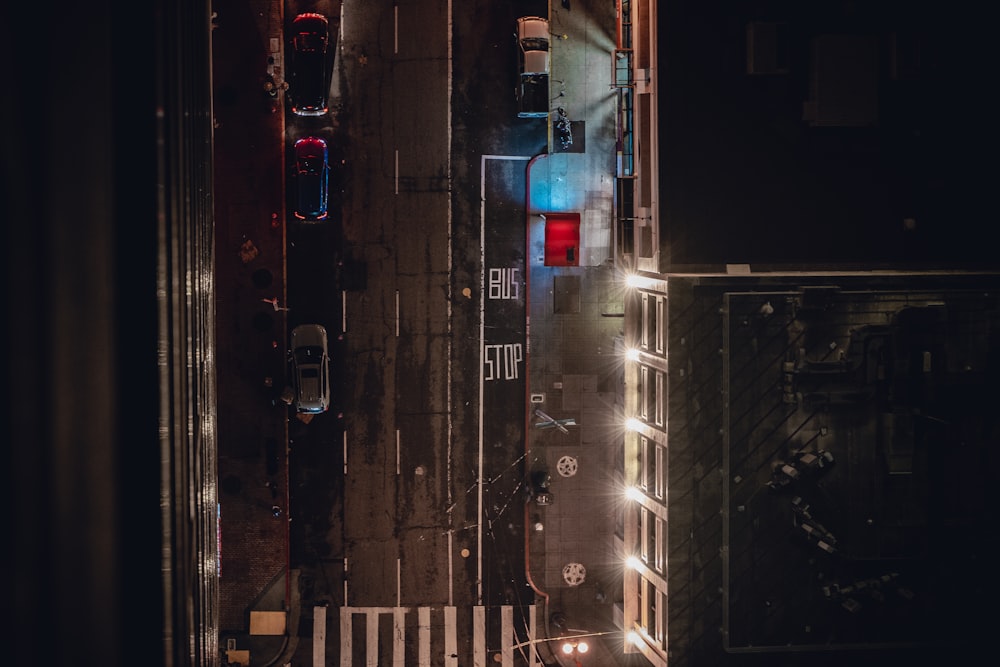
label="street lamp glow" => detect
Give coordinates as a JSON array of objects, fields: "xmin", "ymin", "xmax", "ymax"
[
  {"xmin": 625, "ymin": 417, "xmax": 642, "ymax": 432},
  {"xmin": 625, "ymin": 273, "xmax": 648, "ymax": 289},
  {"xmin": 627, "ymin": 630, "xmax": 643, "ymax": 647},
  {"xmin": 625, "ymin": 273, "xmax": 663, "ymax": 290},
  {"xmin": 625, "ymin": 486, "xmax": 643, "ymax": 501},
  {"xmin": 625, "ymin": 347, "xmax": 641, "ymax": 361},
  {"xmin": 562, "ymin": 640, "xmax": 590, "ymax": 655},
  {"xmin": 626, "ymin": 555, "xmax": 641, "ymax": 570}
]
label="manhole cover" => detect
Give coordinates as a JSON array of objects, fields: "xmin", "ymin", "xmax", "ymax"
[
  {"xmin": 556, "ymin": 455, "xmax": 578, "ymax": 477},
  {"xmin": 562, "ymin": 562, "xmax": 586, "ymax": 586}
]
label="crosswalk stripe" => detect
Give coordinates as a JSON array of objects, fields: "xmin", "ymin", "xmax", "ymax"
[
  {"xmin": 418, "ymin": 606, "xmax": 431, "ymax": 666},
  {"xmin": 313, "ymin": 605, "xmax": 327, "ymax": 667},
  {"xmin": 473, "ymin": 605, "xmax": 486, "ymax": 667},
  {"xmin": 338, "ymin": 607, "xmax": 351, "ymax": 667},
  {"xmin": 444, "ymin": 606, "xmax": 458, "ymax": 667},
  {"xmin": 502, "ymin": 605, "xmax": 514, "ymax": 665},
  {"xmin": 334, "ymin": 605, "xmax": 536, "ymax": 666},
  {"xmin": 529, "ymin": 604, "xmax": 540, "ymax": 666},
  {"xmin": 365, "ymin": 608, "xmax": 377, "ymax": 667},
  {"xmin": 392, "ymin": 608, "xmax": 405, "ymax": 667}
]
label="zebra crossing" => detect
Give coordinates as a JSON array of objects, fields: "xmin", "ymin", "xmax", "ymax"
[{"xmin": 313, "ymin": 604, "xmax": 543, "ymax": 667}]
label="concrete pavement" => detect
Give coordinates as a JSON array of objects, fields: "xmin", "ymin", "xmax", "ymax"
[
  {"xmin": 212, "ymin": 0, "xmax": 294, "ymax": 664},
  {"xmin": 524, "ymin": 1, "xmax": 626, "ymax": 664}
]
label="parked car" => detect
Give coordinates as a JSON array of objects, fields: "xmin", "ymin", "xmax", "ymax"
[
  {"xmin": 289, "ymin": 13, "xmax": 329, "ymax": 116},
  {"xmin": 516, "ymin": 16, "xmax": 550, "ymax": 75},
  {"xmin": 291, "ymin": 324, "xmax": 330, "ymax": 414},
  {"xmin": 294, "ymin": 136, "xmax": 329, "ymax": 221},
  {"xmin": 515, "ymin": 16, "xmax": 550, "ymax": 118}
]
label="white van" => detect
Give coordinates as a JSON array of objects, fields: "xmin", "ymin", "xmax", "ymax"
[
  {"xmin": 516, "ymin": 16, "xmax": 550, "ymax": 118},
  {"xmin": 516, "ymin": 16, "xmax": 550, "ymax": 75}
]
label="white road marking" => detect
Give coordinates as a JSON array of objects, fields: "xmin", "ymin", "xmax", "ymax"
[
  {"xmin": 313, "ymin": 605, "xmax": 327, "ymax": 667},
  {"xmin": 473, "ymin": 605, "xmax": 486, "ymax": 667},
  {"xmin": 418, "ymin": 606, "xmax": 431, "ymax": 666},
  {"xmin": 334, "ymin": 606, "xmax": 531, "ymax": 665},
  {"xmin": 502, "ymin": 604, "xmax": 514, "ymax": 666},
  {"xmin": 478, "ymin": 155, "xmax": 531, "ymax": 603},
  {"xmin": 393, "ymin": 607, "xmax": 406, "ymax": 667},
  {"xmin": 444, "ymin": 606, "xmax": 458, "ymax": 667}
]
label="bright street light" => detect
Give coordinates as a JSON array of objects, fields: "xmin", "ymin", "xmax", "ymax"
[
  {"xmin": 508, "ymin": 630, "xmax": 615, "ymax": 654},
  {"xmin": 562, "ymin": 640, "xmax": 589, "ymax": 654}
]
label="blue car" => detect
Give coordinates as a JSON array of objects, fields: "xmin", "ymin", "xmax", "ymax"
[{"xmin": 294, "ymin": 136, "xmax": 329, "ymax": 221}]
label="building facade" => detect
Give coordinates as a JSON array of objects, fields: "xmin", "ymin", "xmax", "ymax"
[{"xmin": 615, "ymin": 1, "xmax": 996, "ymax": 666}]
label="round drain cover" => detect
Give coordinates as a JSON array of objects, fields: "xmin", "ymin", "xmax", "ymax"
[
  {"xmin": 556, "ymin": 455, "xmax": 578, "ymax": 477},
  {"xmin": 562, "ymin": 562, "xmax": 587, "ymax": 586}
]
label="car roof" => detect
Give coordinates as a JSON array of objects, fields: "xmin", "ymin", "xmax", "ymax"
[
  {"xmin": 522, "ymin": 50, "xmax": 550, "ymax": 75},
  {"xmin": 293, "ymin": 12, "xmax": 328, "ymax": 29},
  {"xmin": 295, "ymin": 136, "xmax": 327, "ymax": 154},
  {"xmin": 517, "ymin": 16, "xmax": 549, "ymax": 42},
  {"xmin": 292, "ymin": 324, "xmax": 327, "ymax": 349}
]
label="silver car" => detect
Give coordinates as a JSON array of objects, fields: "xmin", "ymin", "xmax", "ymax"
[
  {"xmin": 291, "ymin": 324, "xmax": 330, "ymax": 413},
  {"xmin": 516, "ymin": 16, "xmax": 550, "ymax": 75}
]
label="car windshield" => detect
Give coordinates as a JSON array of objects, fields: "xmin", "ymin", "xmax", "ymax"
[
  {"xmin": 299, "ymin": 156, "xmax": 324, "ymax": 173},
  {"xmin": 300, "ymin": 368, "xmax": 319, "ymax": 378},
  {"xmin": 296, "ymin": 345, "xmax": 325, "ymax": 359},
  {"xmin": 295, "ymin": 33, "xmax": 326, "ymax": 52},
  {"xmin": 520, "ymin": 37, "xmax": 548, "ymax": 52}
]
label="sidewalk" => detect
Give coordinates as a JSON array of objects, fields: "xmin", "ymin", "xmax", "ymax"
[
  {"xmin": 212, "ymin": 0, "xmax": 292, "ymax": 664},
  {"xmin": 526, "ymin": 0, "xmax": 624, "ymax": 664}
]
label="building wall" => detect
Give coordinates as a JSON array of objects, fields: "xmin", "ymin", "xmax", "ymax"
[
  {"xmin": 621, "ymin": 278, "xmax": 671, "ymax": 667},
  {"xmin": 621, "ymin": 274, "xmax": 1000, "ymax": 667},
  {"xmin": 656, "ymin": 0, "xmax": 997, "ymax": 272}
]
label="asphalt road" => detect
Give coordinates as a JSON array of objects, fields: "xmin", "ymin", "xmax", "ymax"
[{"xmin": 282, "ymin": 0, "xmax": 552, "ymax": 661}]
